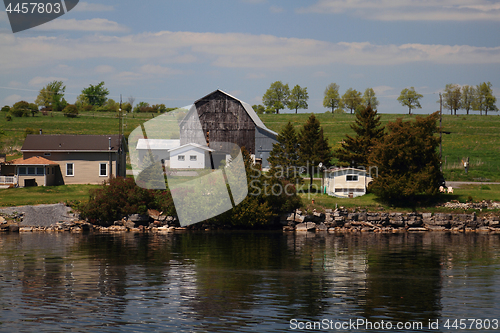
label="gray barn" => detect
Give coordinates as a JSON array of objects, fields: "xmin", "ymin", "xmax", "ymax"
[{"xmin": 180, "ymin": 89, "xmax": 277, "ymax": 168}]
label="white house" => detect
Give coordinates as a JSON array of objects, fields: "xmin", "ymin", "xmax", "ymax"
[
  {"xmin": 169, "ymin": 143, "xmax": 214, "ymax": 169},
  {"xmin": 325, "ymin": 168, "xmax": 373, "ymax": 198}
]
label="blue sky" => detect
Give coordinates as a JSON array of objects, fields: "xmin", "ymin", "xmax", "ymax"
[{"xmin": 1, "ymin": 0, "xmax": 499, "ymax": 114}]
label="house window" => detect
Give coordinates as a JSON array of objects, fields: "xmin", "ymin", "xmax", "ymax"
[
  {"xmin": 18, "ymin": 167, "xmax": 26, "ymax": 175},
  {"xmin": 178, "ymin": 155, "xmax": 185, "ymax": 161},
  {"xmin": 44, "ymin": 153, "xmax": 51, "ymax": 156},
  {"xmin": 99, "ymin": 163, "xmax": 107, "ymax": 177},
  {"xmin": 346, "ymin": 175, "xmax": 358, "ymax": 182},
  {"xmin": 190, "ymin": 155, "xmax": 197, "ymax": 161},
  {"xmin": 28, "ymin": 167, "xmax": 36, "ymax": 175},
  {"xmin": 36, "ymin": 167, "xmax": 44, "ymax": 175},
  {"xmin": 66, "ymin": 163, "xmax": 74, "ymax": 176}
]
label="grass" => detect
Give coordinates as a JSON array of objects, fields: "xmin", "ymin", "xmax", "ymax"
[
  {"xmin": 299, "ymin": 184, "xmax": 500, "ymax": 213},
  {"xmin": 0, "ymin": 184, "xmax": 98, "ymax": 207}
]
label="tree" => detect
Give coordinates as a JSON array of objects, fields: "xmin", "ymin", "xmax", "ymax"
[
  {"xmin": 362, "ymin": 88, "xmax": 379, "ymax": 110},
  {"xmin": 133, "ymin": 101, "xmax": 152, "ymax": 113},
  {"xmin": 252, "ymin": 104, "xmax": 265, "ymax": 114},
  {"xmin": 82, "ymin": 81, "xmax": 109, "ymax": 107},
  {"xmin": 262, "ymin": 81, "xmax": 290, "ymax": 114},
  {"xmin": 121, "ymin": 102, "xmax": 132, "ymax": 113},
  {"xmin": 323, "ymin": 83, "xmax": 341, "ymax": 113},
  {"xmin": 335, "ymin": 104, "xmax": 385, "ymax": 167},
  {"xmin": 10, "ymin": 101, "xmax": 30, "ymax": 117},
  {"xmin": 63, "ymin": 104, "xmax": 79, "ymax": 118},
  {"xmin": 1, "ymin": 106, "xmax": 10, "ymax": 113},
  {"xmin": 268, "ymin": 122, "xmax": 301, "ymax": 184},
  {"xmin": 28, "ymin": 103, "xmax": 39, "ymax": 117},
  {"xmin": 287, "ymin": 85, "xmax": 308, "ymax": 114},
  {"xmin": 473, "ymin": 82, "xmax": 498, "ymax": 116},
  {"xmin": 369, "ymin": 112, "xmax": 443, "ymax": 204},
  {"xmin": 297, "ymin": 114, "xmax": 333, "ymax": 189},
  {"xmin": 342, "ymin": 88, "xmax": 362, "ymax": 114},
  {"xmin": 443, "ymin": 83, "xmax": 461, "ymax": 115},
  {"xmin": 397, "ymin": 87, "xmax": 423, "ymax": 115},
  {"xmin": 461, "ymin": 85, "xmax": 475, "ymax": 115},
  {"xmin": 152, "ymin": 104, "xmax": 167, "ymax": 113},
  {"xmin": 35, "ymin": 81, "xmax": 66, "ymax": 111}
]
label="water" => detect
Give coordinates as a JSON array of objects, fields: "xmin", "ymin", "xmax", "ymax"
[{"xmin": 0, "ymin": 231, "xmax": 499, "ymax": 332}]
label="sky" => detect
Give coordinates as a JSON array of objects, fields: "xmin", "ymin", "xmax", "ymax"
[{"xmin": 1, "ymin": 0, "xmax": 500, "ymax": 115}]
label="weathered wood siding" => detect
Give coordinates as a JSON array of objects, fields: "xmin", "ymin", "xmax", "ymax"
[{"xmin": 192, "ymin": 90, "xmax": 256, "ymax": 154}]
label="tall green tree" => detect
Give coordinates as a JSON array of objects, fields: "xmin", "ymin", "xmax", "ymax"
[
  {"xmin": 461, "ymin": 85, "xmax": 475, "ymax": 115},
  {"xmin": 335, "ymin": 105, "xmax": 385, "ymax": 167},
  {"xmin": 298, "ymin": 114, "xmax": 333, "ymax": 189},
  {"xmin": 362, "ymin": 88, "xmax": 379, "ymax": 110},
  {"xmin": 10, "ymin": 101, "xmax": 30, "ymax": 117},
  {"xmin": 473, "ymin": 82, "xmax": 498, "ymax": 116},
  {"xmin": 397, "ymin": 87, "xmax": 423, "ymax": 115},
  {"xmin": 342, "ymin": 88, "xmax": 362, "ymax": 114},
  {"xmin": 35, "ymin": 80, "xmax": 66, "ymax": 111},
  {"xmin": 443, "ymin": 83, "xmax": 461, "ymax": 115},
  {"xmin": 82, "ymin": 81, "xmax": 109, "ymax": 107},
  {"xmin": 262, "ymin": 81, "xmax": 290, "ymax": 114},
  {"xmin": 268, "ymin": 122, "xmax": 301, "ymax": 184},
  {"xmin": 369, "ymin": 112, "xmax": 443, "ymax": 204},
  {"xmin": 252, "ymin": 104, "xmax": 265, "ymax": 114},
  {"xmin": 323, "ymin": 83, "xmax": 341, "ymax": 113},
  {"xmin": 287, "ymin": 85, "xmax": 308, "ymax": 114}
]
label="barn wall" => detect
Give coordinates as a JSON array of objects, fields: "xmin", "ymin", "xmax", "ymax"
[
  {"xmin": 194, "ymin": 91, "xmax": 256, "ymax": 154},
  {"xmin": 255, "ymin": 127, "xmax": 277, "ymax": 168}
]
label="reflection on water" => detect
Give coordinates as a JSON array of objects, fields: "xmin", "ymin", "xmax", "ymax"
[{"xmin": 0, "ymin": 232, "xmax": 499, "ymax": 332}]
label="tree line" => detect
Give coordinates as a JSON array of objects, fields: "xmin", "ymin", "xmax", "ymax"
[
  {"xmin": 1, "ymin": 80, "xmax": 173, "ymax": 120},
  {"xmin": 255, "ymin": 81, "xmax": 497, "ymax": 116}
]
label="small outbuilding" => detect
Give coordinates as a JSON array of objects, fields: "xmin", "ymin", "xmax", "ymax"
[
  {"xmin": 325, "ymin": 167, "xmax": 373, "ymax": 198},
  {"xmin": 169, "ymin": 143, "xmax": 214, "ymax": 169}
]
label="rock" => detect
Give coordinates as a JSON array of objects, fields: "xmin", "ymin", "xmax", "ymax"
[
  {"xmin": 125, "ymin": 221, "xmax": 136, "ymax": 229},
  {"xmin": 408, "ymin": 227, "xmax": 428, "ymax": 232},
  {"xmin": 8, "ymin": 224, "xmax": 19, "ymax": 232},
  {"xmin": 148, "ymin": 209, "xmax": 161, "ymax": 220},
  {"xmin": 296, "ymin": 222, "xmax": 316, "ymax": 232},
  {"xmin": 283, "ymin": 226, "xmax": 294, "ymax": 232},
  {"xmin": 0, "ymin": 216, "xmax": 5, "ymax": 224},
  {"xmin": 407, "ymin": 219, "xmax": 423, "ymax": 227},
  {"xmin": 128, "ymin": 214, "xmax": 149, "ymax": 223},
  {"xmin": 294, "ymin": 214, "xmax": 305, "ymax": 223},
  {"xmin": 316, "ymin": 223, "xmax": 328, "ymax": 232},
  {"xmin": 114, "ymin": 220, "xmax": 123, "ymax": 226}
]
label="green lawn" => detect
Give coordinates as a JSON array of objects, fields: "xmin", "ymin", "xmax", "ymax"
[{"xmin": 0, "ymin": 184, "xmax": 98, "ymax": 207}]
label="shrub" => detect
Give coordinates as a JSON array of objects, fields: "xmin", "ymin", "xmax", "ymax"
[
  {"xmin": 77, "ymin": 177, "xmax": 176, "ymax": 225},
  {"xmin": 63, "ymin": 104, "xmax": 79, "ymax": 118}
]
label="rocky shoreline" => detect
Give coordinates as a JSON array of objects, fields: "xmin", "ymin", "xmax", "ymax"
[{"xmin": 0, "ymin": 201, "xmax": 499, "ymax": 234}]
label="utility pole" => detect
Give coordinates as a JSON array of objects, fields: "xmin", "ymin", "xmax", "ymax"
[{"xmin": 439, "ymin": 93, "xmax": 443, "ymax": 171}]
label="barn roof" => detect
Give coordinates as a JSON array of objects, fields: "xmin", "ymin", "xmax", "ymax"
[
  {"xmin": 22, "ymin": 135, "xmax": 123, "ymax": 152},
  {"xmin": 194, "ymin": 89, "xmax": 278, "ymax": 136}
]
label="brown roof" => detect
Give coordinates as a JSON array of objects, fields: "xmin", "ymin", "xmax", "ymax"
[
  {"xmin": 21, "ymin": 135, "xmax": 123, "ymax": 152},
  {"xmin": 10, "ymin": 156, "xmax": 58, "ymax": 165}
]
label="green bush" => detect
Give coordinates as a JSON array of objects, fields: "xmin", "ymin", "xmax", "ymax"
[
  {"xmin": 63, "ymin": 104, "xmax": 79, "ymax": 118},
  {"xmin": 77, "ymin": 177, "xmax": 176, "ymax": 225}
]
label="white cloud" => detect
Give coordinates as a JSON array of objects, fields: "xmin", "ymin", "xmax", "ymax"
[
  {"xmin": 94, "ymin": 65, "xmax": 115, "ymax": 74},
  {"xmin": 1, "ymin": 31, "xmax": 500, "ymax": 73},
  {"xmin": 73, "ymin": 2, "xmax": 114, "ymax": 12},
  {"xmin": 34, "ymin": 18, "xmax": 129, "ymax": 32},
  {"xmin": 5, "ymin": 94, "xmax": 22, "ymax": 105},
  {"xmin": 297, "ymin": 0, "xmax": 500, "ymax": 21},
  {"xmin": 139, "ymin": 64, "xmax": 185, "ymax": 76},
  {"xmin": 28, "ymin": 76, "xmax": 68, "ymax": 86}
]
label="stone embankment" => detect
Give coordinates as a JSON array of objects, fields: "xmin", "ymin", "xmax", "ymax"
[{"xmin": 282, "ymin": 207, "xmax": 500, "ymax": 233}]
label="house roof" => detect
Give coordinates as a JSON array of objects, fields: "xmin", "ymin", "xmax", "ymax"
[
  {"xmin": 9, "ymin": 156, "xmax": 58, "ymax": 165},
  {"xmin": 21, "ymin": 135, "xmax": 123, "ymax": 153},
  {"xmin": 136, "ymin": 139, "xmax": 180, "ymax": 150},
  {"xmin": 169, "ymin": 142, "xmax": 215, "ymax": 153},
  {"xmin": 194, "ymin": 89, "xmax": 278, "ymax": 136}
]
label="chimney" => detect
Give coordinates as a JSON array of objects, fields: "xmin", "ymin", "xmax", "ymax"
[{"xmin": 39, "ymin": 128, "xmax": 42, "ymax": 135}]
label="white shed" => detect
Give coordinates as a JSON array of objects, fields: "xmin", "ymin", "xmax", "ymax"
[
  {"xmin": 169, "ymin": 143, "xmax": 214, "ymax": 169},
  {"xmin": 136, "ymin": 139, "xmax": 180, "ymax": 167},
  {"xmin": 325, "ymin": 168, "xmax": 373, "ymax": 198}
]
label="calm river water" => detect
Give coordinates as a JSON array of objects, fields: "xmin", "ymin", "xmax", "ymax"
[{"xmin": 0, "ymin": 231, "xmax": 499, "ymax": 332}]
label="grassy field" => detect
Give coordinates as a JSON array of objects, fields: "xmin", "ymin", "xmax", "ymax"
[{"xmin": 0, "ymin": 109, "xmax": 499, "ymax": 210}]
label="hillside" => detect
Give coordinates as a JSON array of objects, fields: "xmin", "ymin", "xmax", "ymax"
[{"xmin": 1, "ymin": 110, "xmax": 499, "ymax": 181}]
